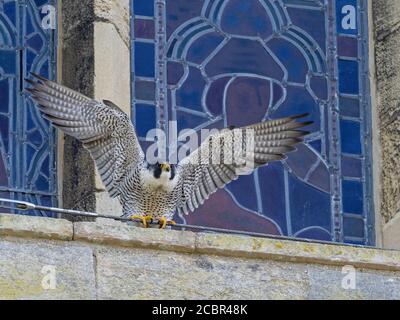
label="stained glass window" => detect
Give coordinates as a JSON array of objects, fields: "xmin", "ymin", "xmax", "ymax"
[
  {"xmin": 131, "ymin": 0, "xmax": 373, "ymax": 245},
  {"xmin": 0, "ymin": 0, "xmax": 58, "ymax": 216}
]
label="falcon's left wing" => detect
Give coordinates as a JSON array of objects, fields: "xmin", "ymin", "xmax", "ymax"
[
  {"xmin": 25, "ymin": 73, "xmax": 144, "ymax": 198},
  {"xmin": 176, "ymin": 114, "xmax": 312, "ymax": 215}
]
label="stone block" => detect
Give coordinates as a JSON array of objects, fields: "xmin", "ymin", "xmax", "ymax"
[
  {"xmin": 74, "ymin": 221, "xmax": 196, "ymax": 253},
  {"xmin": 0, "ymin": 214, "xmax": 73, "ymax": 241},
  {"xmin": 0, "ymin": 240, "xmax": 96, "ymax": 300},
  {"xmin": 95, "ymin": 247, "xmax": 310, "ymax": 300}
]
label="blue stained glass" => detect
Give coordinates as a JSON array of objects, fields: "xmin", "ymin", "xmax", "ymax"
[
  {"xmin": 26, "ymin": 104, "xmax": 37, "ymax": 131},
  {"xmin": 226, "ymin": 77, "xmax": 270, "ymax": 127},
  {"xmin": 289, "ymin": 173, "xmax": 331, "ymax": 235},
  {"xmin": 0, "ymin": 0, "xmax": 58, "ymax": 216},
  {"xmin": 342, "ymin": 180, "xmax": 364, "ymax": 215},
  {"xmin": 134, "ymin": 19, "xmax": 155, "ymax": 39},
  {"xmin": 220, "ymin": 0, "xmax": 273, "ymax": 38},
  {"xmin": 0, "ymin": 159, "xmax": 8, "ymax": 186},
  {"xmin": 259, "ymin": 163, "xmax": 287, "ymax": 235},
  {"xmin": 343, "ymin": 216, "xmax": 365, "ymax": 238},
  {"xmin": 176, "ymin": 111, "xmax": 207, "ymax": 133},
  {"xmin": 184, "ymin": 189, "xmax": 282, "ymax": 235},
  {"xmin": 226, "ymin": 174, "xmax": 258, "ymax": 213},
  {"xmin": 25, "ymin": 49, "xmax": 37, "ymax": 74},
  {"xmin": 286, "ymin": 7, "xmax": 326, "ymax": 52},
  {"xmin": 39, "ymin": 62, "xmax": 49, "ymax": 78},
  {"xmin": 206, "ymin": 77, "xmax": 230, "ymax": 116},
  {"xmin": 134, "ymin": 104, "xmax": 156, "ymax": 137},
  {"xmin": 336, "ymin": 0, "xmax": 358, "ymax": 35},
  {"xmin": 167, "ymin": 61, "xmax": 185, "ymax": 86},
  {"xmin": 28, "ymin": 130, "xmax": 43, "ymax": 147},
  {"xmin": 26, "ymin": 144, "xmax": 37, "ymax": 166},
  {"xmin": 340, "ymin": 96, "xmax": 360, "ymax": 118},
  {"xmin": 338, "ymin": 59, "xmax": 359, "ymax": 94},
  {"xmin": 308, "ymin": 162, "xmax": 331, "ymax": 193},
  {"xmin": 131, "ymin": 0, "xmax": 373, "ymax": 245},
  {"xmin": 27, "ymin": 34, "xmax": 43, "ymax": 52},
  {"xmin": 26, "ymin": 6, "xmax": 36, "ymax": 34},
  {"xmin": 135, "ymin": 80, "xmax": 155, "ymax": 101},
  {"xmin": 310, "ymin": 140, "xmax": 322, "ymax": 153},
  {"xmin": 35, "ymin": 174, "xmax": 49, "ymax": 191},
  {"xmin": 342, "ymin": 156, "xmax": 362, "ymax": 178},
  {"xmin": 41, "ymin": 155, "xmax": 50, "ymax": 178},
  {"xmin": 272, "ymin": 86, "xmax": 320, "ymax": 132},
  {"xmin": 286, "ymin": 143, "xmax": 319, "ymax": 180},
  {"xmin": 133, "ymin": 0, "xmax": 154, "ymax": 17},
  {"xmin": 34, "ymin": 0, "xmax": 49, "ymax": 7},
  {"xmin": 340, "ymin": 119, "xmax": 362, "ymax": 154},
  {"xmin": 0, "ymin": 79, "xmax": 9, "ymax": 113},
  {"xmin": 310, "ymin": 75, "xmax": 328, "ymax": 100},
  {"xmin": 3, "ymin": 2, "xmax": 16, "ymax": 28},
  {"xmin": 166, "ymin": 1, "xmax": 204, "ymax": 38},
  {"xmin": 0, "ymin": 115, "xmax": 9, "ymax": 152},
  {"xmin": 338, "ymin": 36, "xmax": 358, "ymax": 57},
  {"xmin": 176, "ymin": 66, "xmax": 206, "ymax": 112},
  {"xmin": 205, "ymin": 38, "xmax": 284, "ymax": 80},
  {"xmin": 0, "ymin": 51, "xmax": 16, "ymax": 73},
  {"xmin": 186, "ymin": 32, "xmax": 224, "ymax": 65},
  {"xmin": 134, "ymin": 42, "xmax": 155, "ymax": 77},
  {"xmin": 272, "ymin": 82, "xmax": 284, "ymax": 105}
]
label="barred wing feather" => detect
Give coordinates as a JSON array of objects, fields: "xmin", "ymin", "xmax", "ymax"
[
  {"xmin": 26, "ymin": 73, "xmax": 144, "ymax": 198},
  {"xmin": 176, "ymin": 114, "xmax": 312, "ymax": 215}
]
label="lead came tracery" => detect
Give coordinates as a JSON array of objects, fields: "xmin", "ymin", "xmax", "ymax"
[{"xmin": 130, "ymin": 0, "xmax": 373, "ymax": 244}]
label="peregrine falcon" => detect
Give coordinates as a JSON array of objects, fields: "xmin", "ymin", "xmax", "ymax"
[{"xmin": 26, "ymin": 74, "xmax": 312, "ymax": 229}]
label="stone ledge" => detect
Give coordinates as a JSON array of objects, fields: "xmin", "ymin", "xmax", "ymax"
[
  {"xmin": 74, "ymin": 221, "xmax": 196, "ymax": 253},
  {"xmin": 196, "ymin": 233, "xmax": 400, "ymax": 271},
  {"xmin": 0, "ymin": 214, "xmax": 73, "ymax": 241},
  {"xmin": 74, "ymin": 220, "xmax": 400, "ymax": 272},
  {"xmin": 74, "ymin": 222, "xmax": 400, "ymax": 271},
  {"xmin": 1, "ymin": 213, "xmax": 400, "ymax": 272}
]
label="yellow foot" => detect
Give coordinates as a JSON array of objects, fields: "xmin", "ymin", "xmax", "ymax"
[
  {"xmin": 158, "ymin": 217, "xmax": 177, "ymax": 229},
  {"xmin": 129, "ymin": 215, "xmax": 153, "ymax": 228}
]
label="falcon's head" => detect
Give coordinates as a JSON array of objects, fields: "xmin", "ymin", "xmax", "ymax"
[
  {"xmin": 147, "ymin": 162, "xmax": 177, "ymax": 181},
  {"xmin": 141, "ymin": 162, "xmax": 178, "ymax": 191}
]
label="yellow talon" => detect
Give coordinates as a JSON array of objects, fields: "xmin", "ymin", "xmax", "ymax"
[
  {"xmin": 129, "ymin": 215, "xmax": 153, "ymax": 228},
  {"xmin": 158, "ymin": 217, "xmax": 177, "ymax": 229}
]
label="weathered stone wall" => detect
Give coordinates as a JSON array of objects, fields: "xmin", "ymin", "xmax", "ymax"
[
  {"xmin": 61, "ymin": 0, "xmax": 130, "ymax": 216},
  {"xmin": 372, "ymin": 1, "xmax": 400, "ymax": 224},
  {"xmin": 0, "ymin": 214, "xmax": 400, "ymax": 300},
  {"xmin": 371, "ymin": 0, "xmax": 400, "ymax": 248},
  {"xmin": 61, "ymin": 0, "xmax": 97, "ymax": 215}
]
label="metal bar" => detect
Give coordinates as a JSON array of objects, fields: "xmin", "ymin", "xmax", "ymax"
[
  {"xmin": 0, "ymin": 198, "xmax": 376, "ymax": 249},
  {"xmin": 0, "ymin": 198, "xmax": 130, "ymax": 221}
]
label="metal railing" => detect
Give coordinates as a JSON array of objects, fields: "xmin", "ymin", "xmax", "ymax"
[{"xmin": 0, "ymin": 197, "xmax": 373, "ymax": 248}]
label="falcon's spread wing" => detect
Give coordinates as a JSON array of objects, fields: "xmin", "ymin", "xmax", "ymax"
[
  {"xmin": 26, "ymin": 73, "xmax": 144, "ymax": 198},
  {"xmin": 176, "ymin": 115, "xmax": 312, "ymax": 215}
]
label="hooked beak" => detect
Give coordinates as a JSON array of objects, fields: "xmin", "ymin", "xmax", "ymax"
[{"xmin": 160, "ymin": 163, "xmax": 171, "ymax": 172}]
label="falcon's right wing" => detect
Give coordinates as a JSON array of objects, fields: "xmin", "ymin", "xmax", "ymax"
[
  {"xmin": 26, "ymin": 73, "xmax": 144, "ymax": 198},
  {"xmin": 176, "ymin": 114, "xmax": 312, "ymax": 215}
]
